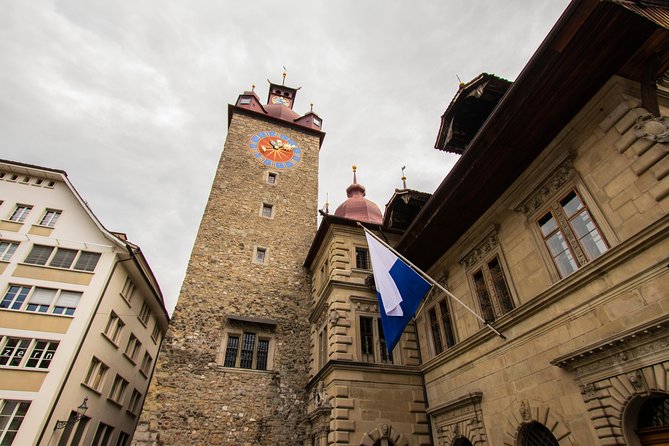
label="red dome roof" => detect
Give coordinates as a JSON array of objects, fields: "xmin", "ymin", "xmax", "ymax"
[
  {"xmin": 265, "ymin": 103, "xmax": 300, "ymax": 121},
  {"xmin": 334, "ymin": 168, "xmax": 383, "ymax": 224}
]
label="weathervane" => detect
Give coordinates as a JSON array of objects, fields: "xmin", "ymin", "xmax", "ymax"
[
  {"xmin": 282, "ymin": 66, "xmax": 287, "ymax": 85},
  {"xmin": 401, "ymin": 166, "xmax": 407, "ymax": 189}
]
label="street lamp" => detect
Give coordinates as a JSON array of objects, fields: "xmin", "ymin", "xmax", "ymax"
[{"xmin": 54, "ymin": 397, "xmax": 88, "ymax": 430}]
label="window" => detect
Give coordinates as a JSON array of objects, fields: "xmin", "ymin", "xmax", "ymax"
[
  {"xmin": 124, "ymin": 334, "xmax": 141, "ymax": 362},
  {"xmin": 267, "ymin": 172, "xmax": 277, "ymax": 184},
  {"xmin": 57, "ymin": 412, "xmax": 89, "ymax": 446},
  {"xmin": 1, "ymin": 285, "xmax": 30, "ymax": 310},
  {"xmin": 254, "ymin": 247, "xmax": 267, "ymax": 265},
  {"xmin": 127, "ymin": 389, "xmax": 142, "ymax": 415},
  {"xmin": 317, "ymin": 325, "xmax": 327, "ymax": 369},
  {"xmin": 49, "ymin": 248, "xmax": 77, "ymax": 268},
  {"xmin": 108, "ymin": 374, "xmax": 128, "ymax": 404},
  {"xmin": 115, "ymin": 432, "xmax": 130, "ymax": 446},
  {"xmin": 103, "ymin": 312, "xmax": 125, "ymax": 345},
  {"xmin": 91, "ymin": 422, "xmax": 114, "ymax": 446},
  {"xmin": 222, "ymin": 332, "xmax": 271, "ymax": 371},
  {"xmin": 517, "ymin": 421, "xmax": 559, "ymax": 446},
  {"xmin": 0, "ymin": 400, "xmax": 30, "ymax": 445},
  {"xmin": 24, "ymin": 245, "xmax": 101, "ymax": 272},
  {"xmin": 24, "ymin": 245, "xmax": 53, "ymax": 265},
  {"xmin": 261, "ymin": 203, "xmax": 273, "ymax": 218},
  {"xmin": 120, "ymin": 277, "xmax": 135, "ymax": 304},
  {"xmin": 359, "ymin": 316, "xmax": 393, "ymax": 364},
  {"xmin": 239, "ymin": 97, "xmax": 251, "ymax": 105},
  {"xmin": 1, "ymin": 285, "xmax": 81, "ymax": 316},
  {"xmin": 8, "ymin": 205, "xmax": 31, "ymax": 223},
  {"xmin": 151, "ymin": 322, "xmax": 161, "ymax": 343},
  {"xmin": 52, "ymin": 291, "xmax": 81, "ymax": 315},
  {"xmin": 355, "ymin": 247, "xmax": 370, "ymax": 270},
  {"xmin": 428, "ymin": 299, "xmax": 456, "ymax": 355},
  {"xmin": 73, "ymin": 252, "xmax": 101, "ymax": 272},
  {"xmin": 472, "ymin": 256, "xmax": 514, "ymax": 322},
  {"xmin": 0, "ymin": 336, "xmax": 58, "ymax": 369},
  {"xmin": 538, "ymin": 190, "xmax": 608, "ymax": 278},
  {"xmin": 39, "ymin": 209, "xmax": 61, "ymax": 227},
  {"xmin": 140, "ymin": 352, "xmax": 153, "ymax": 376},
  {"xmin": 83, "ymin": 357, "xmax": 108, "ymax": 392},
  {"xmin": 138, "ymin": 302, "xmax": 150, "ymax": 325},
  {"xmin": 0, "ymin": 241, "xmax": 18, "ymax": 261}
]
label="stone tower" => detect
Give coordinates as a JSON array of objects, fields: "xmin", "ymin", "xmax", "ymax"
[{"xmin": 133, "ymin": 80, "xmax": 324, "ymax": 445}]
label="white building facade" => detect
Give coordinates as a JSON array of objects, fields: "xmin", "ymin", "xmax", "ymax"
[{"xmin": 0, "ymin": 160, "xmax": 168, "ymax": 446}]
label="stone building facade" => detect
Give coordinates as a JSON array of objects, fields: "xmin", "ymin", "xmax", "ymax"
[
  {"xmin": 134, "ymin": 82, "xmax": 324, "ymax": 445},
  {"xmin": 394, "ymin": 2, "xmax": 669, "ymax": 445}
]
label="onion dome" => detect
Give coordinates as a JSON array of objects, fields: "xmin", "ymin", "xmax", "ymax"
[{"xmin": 334, "ymin": 166, "xmax": 383, "ymax": 224}]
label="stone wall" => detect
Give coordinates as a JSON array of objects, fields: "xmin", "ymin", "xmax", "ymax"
[{"xmin": 133, "ymin": 112, "xmax": 321, "ymax": 445}]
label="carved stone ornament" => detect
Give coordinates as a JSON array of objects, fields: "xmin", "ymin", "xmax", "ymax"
[
  {"xmin": 452, "ymin": 424, "xmax": 460, "ymax": 436},
  {"xmin": 580, "ymin": 383, "xmax": 596, "ymax": 398},
  {"xmin": 628, "ymin": 370, "xmax": 644, "ymax": 390},
  {"xmin": 314, "ymin": 381, "xmax": 331, "ymax": 408},
  {"xmin": 329, "ymin": 309, "xmax": 340, "ymax": 326},
  {"xmin": 633, "ymin": 114, "xmax": 669, "ymax": 143},
  {"xmin": 515, "ymin": 157, "xmax": 574, "ymax": 215},
  {"xmin": 519, "ymin": 400, "xmax": 531, "ymax": 421},
  {"xmin": 460, "ymin": 229, "xmax": 499, "ymax": 269}
]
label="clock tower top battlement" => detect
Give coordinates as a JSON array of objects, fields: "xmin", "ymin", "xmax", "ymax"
[{"xmin": 232, "ymin": 80, "xmax": 324, "ymax": 134}]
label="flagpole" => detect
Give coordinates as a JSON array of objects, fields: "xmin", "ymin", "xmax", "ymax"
[{"xmin": 358, "ymin": 223, "xmax": 506, "ymax": 341}]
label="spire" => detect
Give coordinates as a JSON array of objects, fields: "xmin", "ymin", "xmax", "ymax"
[{"xmin": 346, "ymin": 165, "xmax": 366, "ymax": 198}]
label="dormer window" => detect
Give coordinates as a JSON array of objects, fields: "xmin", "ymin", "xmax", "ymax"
[
  {"xmin": 239, "ymin": 97, "xmax": 251, "ymax": 105},
  {"xmin": 313, "ymin": 118, "xmax": 322, "ymax": 127}
]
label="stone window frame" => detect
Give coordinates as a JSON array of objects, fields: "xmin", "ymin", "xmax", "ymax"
[
  {"xmin": 316, "ymin": 320, "xmax": 328, "ymax": 371},
  {"xmin": 260, "ymin": 203, "xmax": 274, "ymax": 219},
  {"xmin": 459, "ymin": 228, "xmax": 517, "ymax": 326},
  {"xmin": 253, "ymin": 246, "xmax": 269, "ymax": 265},
  {"xmin": 353, "ymin": 246, "xmax": 370, "ymax": 270},
  {"xmin": 266, "ymin": 171, "xmax": 278, "ymax": 185},
  {"xmin": 353, "ymin": 298, "xmax": 396, "ymax": 365},
  {"xmin": 425, "ymin": 292, "xmax": 457, "ymax": 357},
  {"xmin": 515, "ymin": 157, "xmax": 617, "ymax": 283},
  {"xmin": 217, "ymin": 318, "xmax": 277, "ymax": 372}
]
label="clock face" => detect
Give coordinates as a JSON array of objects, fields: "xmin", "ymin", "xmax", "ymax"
[
  {"xmin": 270, "ymin": 95, "xmax": 291, "ymax": 107},
  {"xmin": 249, "ymin": 131, "xmax": 301, "ymax": 169}
]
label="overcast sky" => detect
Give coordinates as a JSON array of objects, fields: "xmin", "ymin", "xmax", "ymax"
[{"xmin": 1, "ymin": 0, "xmax": 571, "ymax": 313}]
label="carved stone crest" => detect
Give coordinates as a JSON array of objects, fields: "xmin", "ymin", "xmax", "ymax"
[
  {"xmin": 628, "ymin": 370, "xmax": 644, "ymax": 390},
  {"xmin": 633, "ymin": 114, "xmax": 669, "ymax": 143}
]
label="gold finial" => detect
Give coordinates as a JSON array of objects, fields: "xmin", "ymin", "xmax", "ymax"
[
  {"xmin": 251, "ymin": 84, "xmax": 255, "ymax": 92},
  {"xmin": 401, "ymin": 166, "xmax": 407, "ymax": 189},
  {"xmin": 282, "ymin": 66, "xmax": 287, "ymax": 85},
  {"xmin": 310, "ymin": 103, "xmax": 314, "ymax": 113},
  {"xmin": 352, "ymin": 165, "xmax": 357, "ymax": 172}
]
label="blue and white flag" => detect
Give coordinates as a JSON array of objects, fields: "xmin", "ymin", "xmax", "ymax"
[{"xmin": 365, "ymin": 231, "xmax": 432, "ymax": 353}]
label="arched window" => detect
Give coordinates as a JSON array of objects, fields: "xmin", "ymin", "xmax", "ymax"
[
  {"xmin": 517, "ymin": 421, "xmax": 559, "ymax": 446},
  {"xmin": 636, "ymin": 394, "xmax": 669, "ymax": 445},
  {"xmin": 452, "ymin": 437, "xmax": 474, "ymax": 446}
]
